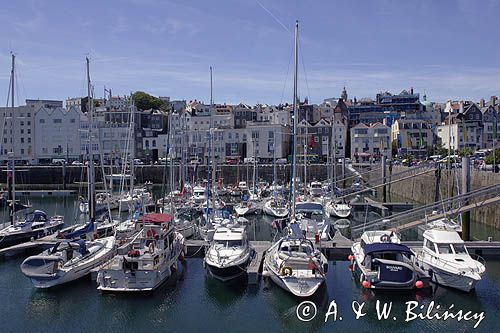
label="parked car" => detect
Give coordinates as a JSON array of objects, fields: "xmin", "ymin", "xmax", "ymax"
[
  {"xmin": 275, "ymin": 158, "xmax": 287, "ymax": 164},
  {"xmin": 244, "ymin": 157, "xmax": 256, "ymax": 164},
  {"xmin": 71, "ymin": 161, "xmax": 84, "ymax": 166},
  {"xmin": 51, "ymin": 158, "xmax": 66, "ymax": 165}
]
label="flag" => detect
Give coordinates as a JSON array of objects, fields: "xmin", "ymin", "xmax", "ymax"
[{"xmin": 309, "ymin": 134, "xmax": 315, "ymax": 148}]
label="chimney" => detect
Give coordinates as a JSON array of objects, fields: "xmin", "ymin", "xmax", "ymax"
[
  {"xmin": 479, "ymin": 98, "xmax": 485, "ymax": 107},
  {"xmin": 410, "ymin": 87, "xmax": 413, "ymax": 95},
  {"xmin": 459, "ymin": 100, "xmax": 464, "ymax": 113}
]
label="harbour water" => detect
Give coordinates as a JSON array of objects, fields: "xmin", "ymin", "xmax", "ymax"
[{"xmin": 0, "ymin": 196, "xmax": 499, "ymax": 333}]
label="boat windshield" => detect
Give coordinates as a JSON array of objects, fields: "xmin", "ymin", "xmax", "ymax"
[
  {"xmin": 436, "ymin": 244, "xmax": 453, "ymax": 254},
  {"xmin": 215, "ymin": 240, "xmax": 242, "ymax": 247},
  {"xmin": 452, "ymin": 243, "xmax": 467, "ymax": 254}
]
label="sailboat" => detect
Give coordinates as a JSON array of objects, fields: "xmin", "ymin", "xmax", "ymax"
[
  {"xmin": 263, "ymin": 21, "xmax": 328, "ymax": 297},
  {"xmin": 234, "ymin": 148, "xmax": 261, "ymax": 215},
  {"xmin": 325, "ymin": 117, "xmax": 351, "ymax": 218},
  {"xmin": 0, "ymin": 54, "xmax": 64, "ymax": 249},
  {"xmin": 20, "ymin": 58, "xmax": 115, "ymax": 288},
  {"xmin": 263, "ymin": 134, "xmax": 289, "ymax": 218}
]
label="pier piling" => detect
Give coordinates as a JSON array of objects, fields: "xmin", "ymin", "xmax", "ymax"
[{"xmin": 461, "ymin": 156, "xmax": 471, "ymax": 241}]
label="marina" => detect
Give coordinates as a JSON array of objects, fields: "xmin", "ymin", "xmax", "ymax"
[
  {"xmin": 1, "ymin": 1, "xmax": 500, "ymax": 332},
  {"xmin": 0, "ymin": 203, "xmax": 500, "ymax": 332}
]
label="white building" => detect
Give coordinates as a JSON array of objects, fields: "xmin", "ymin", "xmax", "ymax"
[
  {"xmin": 34, "ymin": 106, "xmax": 83, "ymax": 163},
  {"xmin": 437, "ymin": 103, "xmax": 484, "ymax": 152},
  {"xmin": 351, "ymin": 122, "xmax": 392, "ymax": 162},
  {"xmin": 0, "ymin": 104, "xmax": 37, "ymax": 164},
  {"xmin": 245, "ymin": 122, "xmax": 291, "ymax": 161}
]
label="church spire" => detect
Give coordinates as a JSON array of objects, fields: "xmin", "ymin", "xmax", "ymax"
[{"xmin": 341, "ymin": 86, "xmax": 348, "ymax": 101}]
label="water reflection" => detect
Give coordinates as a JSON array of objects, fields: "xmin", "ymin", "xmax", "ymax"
[{"xmin": 263, "ymin": 279, "xmax": 330, "ymax": 332}]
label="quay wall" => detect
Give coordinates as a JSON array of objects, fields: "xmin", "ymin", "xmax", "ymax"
[
  {"xmin": 0, "ymin": 164, "xmax": 348, "ymax": 189},
  {"xmin": 362, "ymin": 165, "xmax": 500, "ymax": 228}
]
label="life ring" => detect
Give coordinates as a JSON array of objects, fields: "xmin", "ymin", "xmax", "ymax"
[
  {"xmin": 149, "ymin": 242, "xmax": 155, "ymax": 253},
  {"xmin": 280, "ymin": 265, "xmax": 293, "ymax": 276},
  {"xmin": 380, "ymin": 234, "xmax": 391, "ymax": 243}
]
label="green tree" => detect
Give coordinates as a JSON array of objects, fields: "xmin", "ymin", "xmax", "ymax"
[
  {"xmin": 485, "ymin": 149, "xmax": 500, "ymax": 165},
  {"xmin": 132, "ymin": 91, "xmax": 167, "ymax": 111},
  {"xmin": 458, "ymin": 147, "xmax": 474, "ymax": 157}
]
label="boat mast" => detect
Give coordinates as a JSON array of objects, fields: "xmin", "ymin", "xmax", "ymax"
[
  {"xmin": 130, "ymin": 97, "xmax": 135, "ymax": 194},
  {"xmin": 332, "ymin": 116, "xmax": 337, "ymax": 198},
  {"xmin": 8, "ymin": 54, "xmax": 16, "ymax": 226},
  {"xmin": 290, "ymin": 20, "xmax": 299, "ymax": 221},
  {"xmin": 86, "ymin": 57, "xmax": 96, "ymax": 221}
]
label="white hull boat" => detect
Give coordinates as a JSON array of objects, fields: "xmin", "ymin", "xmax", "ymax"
[
  {"xmin": 204, "ymin": 227, "xmax": 253, "ymax": 281},
  {"xmin": 20, "ymin": 236, "xmax": 115, "ymax": 288},
  {"xmin": 263, "ymin": 198, "xmax": 289, "ymax": 218},
  {"xmin": 415, "ymin": 228, "xmax": 485, "ymax": 292}
]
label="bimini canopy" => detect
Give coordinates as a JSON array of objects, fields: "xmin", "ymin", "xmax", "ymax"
[{"xmin": 363, "ymin": 243, "xmax": 412, "ymax": 255}]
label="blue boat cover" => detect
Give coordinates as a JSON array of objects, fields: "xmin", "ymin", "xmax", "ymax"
[
  {"xmin": 62, "ymin": 220, "xmax": 94, "ymax": 240},
  {"xmin": 363, "ymin": 243, "xmax": 412, "ymax": 255},
  {"xmin": 295, "ymin": 202, "xmax": 323, "ymax": 212}
]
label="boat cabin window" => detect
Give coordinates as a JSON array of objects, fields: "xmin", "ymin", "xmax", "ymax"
[
  {"xmin": 227, "ymin": 240, "xmax": 241, "ymax": 247},
  {"xmin": 288, "ymin": 245, "xmax": 312, "ymax": 255},
  {"xmin": 436, "ymin": 244, "xmax": 453, "ymax": 254},
  {"xmin": 215, "ymin": 240, "xmax": 242, "ymax": 247},
  {"xmin": 452, "ymin": 243, "xmax": 467, "ymax": 254},
  {"xmin": 424, "ymin": 239, "xmax": 436, "ymax": 253}
]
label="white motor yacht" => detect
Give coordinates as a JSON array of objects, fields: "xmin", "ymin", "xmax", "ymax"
[
  {"xmin": 415, "ymin": 228, "xmax": 485, "ymax": 292},
  {"xmin": 308, "ymin": 181, "xmax": 323, "ymax": 197},
  {"xmin": 204, "ymin": 227, "xmax": 253, "ymax": 281},
  {"xmin": 96, "ymin": 213, "xmax": 185, "ymax": 292},
  {"xmin": 192, "ymin": 186, "xmax": 208, "ymax": 204},
  {"xmin": 350, "ymin": 231, "xmax": 429, "ymax": 290}
]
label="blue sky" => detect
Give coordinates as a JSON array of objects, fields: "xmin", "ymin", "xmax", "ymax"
[{"xmin": 1, "ymin": 0, "xmax": 499, "ymax": 106}]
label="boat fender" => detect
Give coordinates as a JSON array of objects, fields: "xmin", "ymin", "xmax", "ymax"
[
  {"xmin": 149, "ymin": 242, "xmax": 155, "ymax": 253},
  {"xmin": 428, "ymin": 268, "xmax": 434, "ymax": 279},
  {"xmin": 280, "ymin": 266, "xmax": 293, "ymax": 276},
  {"xmin": 323, "ymin": 263, "xmax": 328, "ymax": 274}
]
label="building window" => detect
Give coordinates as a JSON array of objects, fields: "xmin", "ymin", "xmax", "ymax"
[
  {"xmin": 21, "ymin": 138, "xmax": 24, "ymax": 143},
  {"xmin": 70, "ymin": 119, "xmax": 76, "ymax": 123},
  {"xmin": 21, "ymin": 149, "xmax": 24, "ymax": 154},
  {"xmin": 39, "ymin": 119, "xmax": 45, "ymax": 124},
  {"xmin": 53, "ymin": 119, "xmax": 62, "ymax": 124}
]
